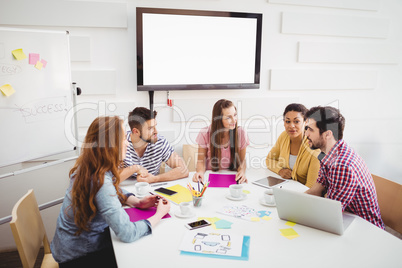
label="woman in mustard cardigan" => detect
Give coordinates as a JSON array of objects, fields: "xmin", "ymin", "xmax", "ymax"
[{"xmin": 266, "ymin": 103, "xmax": 320, "ymax": 188}]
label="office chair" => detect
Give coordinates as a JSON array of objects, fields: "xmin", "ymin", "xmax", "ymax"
[
  {"xmin": 182, "ymin": 144, "xmax": 199, "ymax": 172},
  {"xmin": 10, "ymin": 189, "xmax": 58, "ymax": 268},
  {"xmin": 372, "ymin": 174, "xmax": 402, "ymax": 236}
]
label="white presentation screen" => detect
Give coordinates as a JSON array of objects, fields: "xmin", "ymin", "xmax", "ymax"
[{"xmin": 136, "ymin": 8, "xmax": 262, "ymax": 91}]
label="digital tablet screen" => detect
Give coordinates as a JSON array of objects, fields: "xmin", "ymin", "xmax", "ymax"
[{"xmin": 252, "ymin": 176, "xmax": 288, "ymax": 188}]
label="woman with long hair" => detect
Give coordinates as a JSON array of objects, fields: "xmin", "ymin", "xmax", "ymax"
[
  {"xmin": 192, "ymin": 99, "xmax": 249, "ymax": 183},
  {"xmin": 266, "ymin": 103, "xmax": 320, "ymax": 187},
  {"xmin": 51, "ymin": 116, "xmax": 170, "ymax": 267}
]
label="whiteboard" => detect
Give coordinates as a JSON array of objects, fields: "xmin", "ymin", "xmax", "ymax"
[{"xmin": 0, "ymin": 28, "xmax": 76, "ymax": 168}]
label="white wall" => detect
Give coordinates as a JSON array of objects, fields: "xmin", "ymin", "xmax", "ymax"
[{"xmin": 1, "ymin": 0, "xmax": 401, "ymax": 250}]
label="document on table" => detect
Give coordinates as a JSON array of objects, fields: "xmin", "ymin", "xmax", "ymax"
[{"xmin": 179, "ymin": 230, "xmax": 244, "ymax": 257}]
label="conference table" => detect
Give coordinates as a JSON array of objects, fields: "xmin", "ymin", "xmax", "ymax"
[{"xmin": 112, "ymin": 168, "xmax": 402, "ymax": 268}]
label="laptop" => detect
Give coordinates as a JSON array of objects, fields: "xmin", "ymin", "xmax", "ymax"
[{"xmin": 273, "ymin": 188, "xmax": 355, "ymax": 235}]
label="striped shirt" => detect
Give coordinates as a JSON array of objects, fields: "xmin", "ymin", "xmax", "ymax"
[
  {"xmin": 317, "ymin": 139, "xmax": 384, "ymax": 229},
  {"xmin": 123, "ymin": 131, "xmax": 174, "ymax": 179}
]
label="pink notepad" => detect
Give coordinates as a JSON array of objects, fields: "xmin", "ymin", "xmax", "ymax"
[
  {"xmin": 208, "ymin": 173, "xmax": 237, "ymax": 187},
  {"xmin": 125, "ymin": 207, "xmax": 171, "ymax": 222}
]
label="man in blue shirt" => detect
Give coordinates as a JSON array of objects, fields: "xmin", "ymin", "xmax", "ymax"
[{"xmin": 120, "ymin": 107, "xmax": 189, "ymax": 183}]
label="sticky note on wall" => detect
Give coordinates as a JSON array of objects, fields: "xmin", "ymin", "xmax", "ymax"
[
  {"xmin": 35, "ymin": 61, "xmax": 43, "ymax": 70},
  {"xmin": 29, "ymin": 53, "xmax": 40, "ymax": 65},
  {"xmin": 0, "ymin": 84, "xmax": 16, "ymax": 96},
  {"xmin": 40, "ymin": 59, "xmax": 47, "ymax": 68},
  {"xmin": 12, "ymin": 49, "xmax": 27, "ymax": 60}
]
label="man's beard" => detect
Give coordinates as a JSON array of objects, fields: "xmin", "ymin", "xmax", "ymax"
[
  {"xmin": 308, "ymin": 137, "xmax": 324, "ymax": 151},
  {"xmin": 140, "ymin": 134, "xmax": 155, "ymax": 144}
]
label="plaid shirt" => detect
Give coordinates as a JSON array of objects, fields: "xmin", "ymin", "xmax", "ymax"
[{"xmin": 317, "ymin": 140, "xmax": 384, "ymax": 229}]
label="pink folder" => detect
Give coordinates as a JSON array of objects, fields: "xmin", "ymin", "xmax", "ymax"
[
  {"xmin": 125, "ymin": 207, "xmax": 171, "ymax": 222},
  {"xmin": 208, "ymin": 173, "xmax": 237, "ymax": 187}
]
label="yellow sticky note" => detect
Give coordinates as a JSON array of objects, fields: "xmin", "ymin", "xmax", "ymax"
[
  {"xmin": 0, "ymin": 84, "xmax": 16, "ymax": 96},
  {"xmin": 251, "ymin": 217, "xmax": 260, "ymax": 222},
  {"xmin": 198, "ymin": 217, "xmax": 221, "ymax": 224},
  {"xmin": 262, "ymin": 216, "xmax": 272, "ymax": 221},
  {"xmin": 280, "ymin": 228, "xmax": 299, "ymax": 237},
  {"xmin": 35, "ymin": 61, "xmax": 43, "ymax": 70},
  {"xmin": 242, "ymin": 190, "xmax": 250, "ymax": 194},
  {"xmin": 280, "ymin": 233, "xmax": 300, "ymax": 240},
  {"xmin": 12, "ymin": 49, "xmax": 27, "ymax": 60},
  {"xmin": 285, "ymin": 221, "xmax": 296, "ymax": 227},
  {"xmin": 211, "ymin": 217, "xmax": 221, "ymax": 223}
]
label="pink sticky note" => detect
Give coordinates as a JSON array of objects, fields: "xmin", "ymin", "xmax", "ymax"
[
  {"xmin": 29, "ymin": 53, "xmax": 40, "ymax": 65},
  {"xmin": 208, "ymin": 173, "xmax": 237, "ymax": 187},
  {"xmin": 40, "ymin": 59, "xmax": 47, "ymax": 68},
  {"xmin": 125, "ymin": 207, "xmax": 171, "ymax": 222}
]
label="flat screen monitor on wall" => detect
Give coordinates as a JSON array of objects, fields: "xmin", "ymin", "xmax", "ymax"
[{"xmin": 136, "ymin": 7, "xmax": 263, "ymax": 91}]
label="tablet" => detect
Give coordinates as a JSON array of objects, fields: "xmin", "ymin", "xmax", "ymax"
[{"xmin": 252, "ymin": 176, "xmax": 288, "ymax": 189}]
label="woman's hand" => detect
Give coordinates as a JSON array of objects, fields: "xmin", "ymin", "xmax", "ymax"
[
  {"xmin": 135, "ymin": 195, "xmax": 159, "ymax": 209},
  {"xmin": 235, "ymin": 169, "xmax": 248, "ymax": 184},
  {"xmin": 278, "ymin": 168, "xmax": 292, "ymax": 179},
  {"xmin": 192, "ymin": 171, "xmax": 204, "ymax": 182},
  {"xmin": 155, "ymin": 197, "xmax": 170, "ymax": 217},
  {"xmin": 147, "ymin": 197, "xmax": 171, "ymax": 227}
]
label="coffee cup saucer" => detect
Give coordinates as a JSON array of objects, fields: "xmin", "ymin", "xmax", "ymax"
[
  {"xmin": 259, "ymin": 198, "xmax": 276, "ymax": 207},
  {"xmin": 174, "ymin": 209, "xmax": 195, "ymax": 219},
  {"xmin": 225, "ymin": 193, "xmax": 247, "ymax": 201},
  {"xmin": 135, "ymin": 193, "xmax": 149, "ymax": 199}
]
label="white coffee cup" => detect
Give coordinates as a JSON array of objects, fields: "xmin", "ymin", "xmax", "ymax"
[
  {"xmin": 179, "ymin": 202, "xmax": 191, "ymax": 215},
  {"xmin": 264, "ymin": 189, "xmax": 275, "ymax": 205},
  {"xmin": 135, "ymin": 182, "xmax": 150, "ymax": 196},
  {"xmin": 229, "ymin": 184, "xmax": 243, "ymax": 198}
]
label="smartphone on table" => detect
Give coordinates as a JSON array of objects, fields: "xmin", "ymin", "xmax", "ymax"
[
  {"xmin": 154, "ymin": 187, "xmax": 177, "ymax": 196},
  {"xmin": 185, "ymin": 219, "xmax": 211, "ymax": 230}
]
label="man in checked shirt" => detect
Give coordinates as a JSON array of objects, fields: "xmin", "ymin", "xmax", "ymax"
[{"xmin": 304, "ymin": 106, "xmax": 384, "ymax": 229}]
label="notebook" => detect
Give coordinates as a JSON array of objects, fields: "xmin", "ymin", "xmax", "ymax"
[
  {"xmin": 125, "ymin": 207, "xmax": 171, "ymax": 222},
  {"xmin": 273, "ymin": 188, "xmax": 354, "ymax": 235},
  {"xmin": 155, "ymin": 184, "xmax": 192, "ymax": 205},
  {"xmin": 208, "ymin": 173, "xmax": 237, "ymax": 187}
]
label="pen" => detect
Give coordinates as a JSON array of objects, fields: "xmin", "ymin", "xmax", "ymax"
[
  {"xmin": 151, "ymin": 182, "xmax": 168, "ymax": 187},
  {"xmin": 149, "ymin": 192, "xmax": 168, "ymax": 204}
]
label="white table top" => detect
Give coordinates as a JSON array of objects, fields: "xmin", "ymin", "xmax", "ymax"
[{"xmin": 112, "ymin": 169, "xmax": 402, "ymax": 268}]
